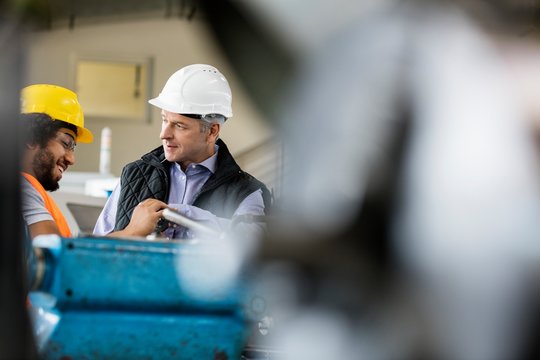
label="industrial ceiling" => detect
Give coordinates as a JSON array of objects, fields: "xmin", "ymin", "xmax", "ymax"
[
  {"xmin": 15, "ymin": 0, "xmax": 540, "ymax": 32},
  {"xmin": 17, "ymin": 0, "xmax": 203, "ymax": 30}
]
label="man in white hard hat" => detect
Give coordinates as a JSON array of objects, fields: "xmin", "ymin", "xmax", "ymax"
[{"xmin": 94, "ymin": 64, "xmax": 271, "ymax": 238}]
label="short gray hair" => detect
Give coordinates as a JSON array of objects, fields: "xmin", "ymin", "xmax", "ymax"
[{"xmin": 198, "ymin": 120, "xmax": 212, "ymax": 133}]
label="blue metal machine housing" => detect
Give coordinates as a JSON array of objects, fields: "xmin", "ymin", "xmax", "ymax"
[{"xmin": 30, "ymin": 235, "xmax": 250, "ymax": 359}]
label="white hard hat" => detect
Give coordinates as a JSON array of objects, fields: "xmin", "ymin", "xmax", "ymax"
[{"xmin": 149, "ymin": 64, "xmax": 233, "ymax": 120}]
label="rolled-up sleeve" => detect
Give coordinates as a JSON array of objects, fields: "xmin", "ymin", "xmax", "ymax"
[{"xmin": 93, "ymin": 183, "xmax": 121, "ymax": 236}]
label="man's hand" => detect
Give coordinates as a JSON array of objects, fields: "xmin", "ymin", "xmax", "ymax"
[{"xmin": 109, "ymin": 199, "xmax": 169, "ymax": 237}]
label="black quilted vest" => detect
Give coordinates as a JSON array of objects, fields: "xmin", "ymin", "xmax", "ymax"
[{"xmin": 114, "ymin": 139, "xmax": 271, "ymax": 231}]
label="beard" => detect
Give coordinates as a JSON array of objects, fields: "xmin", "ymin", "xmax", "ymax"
[{"xmin": 32, "ymin": 148, "xmax": 60, "ymax": 191}]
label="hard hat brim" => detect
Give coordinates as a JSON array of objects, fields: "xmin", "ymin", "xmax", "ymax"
[
  {"xmin": 148, "ymin": 97, "xmax": 233, "ymax": 118},
  {"xmin": 148, "ymin": 97, "xmax": 180, "ymax": 114},
  {"xmin": 77, "ymin": 126, "xmax": 94, "ymax": 143}
]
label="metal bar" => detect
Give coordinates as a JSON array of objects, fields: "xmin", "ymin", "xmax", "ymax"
[{"xmin": 162, "ymin": 208, "xmax": 221, "ymax": 238}]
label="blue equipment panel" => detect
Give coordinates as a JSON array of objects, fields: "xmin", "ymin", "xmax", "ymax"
[
  {"xmin": 41, "ymin": 310, "xmax": 245, "ymax": 359},
  {"xmin": 30, "ymin": 235, "xmax": 249, "ymax": 359}
]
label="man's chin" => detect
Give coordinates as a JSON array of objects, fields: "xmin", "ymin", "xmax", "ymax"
[
  {"xmin": 45, "ymin": 184, "xmax": 60, "ymax": 192},
  {"xmin": 164, "ymin": 152, "xmax": 178, "ymax": 163},
  {"xmin": 42, "ymin": 179, "xmax": 60, "ymax": 192}
]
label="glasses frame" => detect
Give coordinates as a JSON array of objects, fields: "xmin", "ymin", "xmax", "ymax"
[{"xmin": 54, "ymin": 132, "xmax": 77, "ymax": 152}]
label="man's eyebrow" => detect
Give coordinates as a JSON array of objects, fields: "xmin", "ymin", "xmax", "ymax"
[
  {"xmin": 62, "ymin": 132, "xmax": 76, "ymax": 141},
  {"xmin": 171, "ymin": 119, "xmax": 190, "ymax": 126}
]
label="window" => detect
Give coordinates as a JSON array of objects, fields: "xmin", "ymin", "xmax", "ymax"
[{"xmin": 73, "ymin": 55, "xmax": 153, "ymax": 123}]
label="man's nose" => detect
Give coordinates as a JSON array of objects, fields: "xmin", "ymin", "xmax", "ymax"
[
  {"xmin": 160, "ymin": 124, "xmax": 173, "ymax": 139},
  {"xmin": 65, "ymin": 150, "xmax": 75, "ymax": 165}
]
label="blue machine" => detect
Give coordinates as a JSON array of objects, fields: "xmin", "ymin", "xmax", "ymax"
[{"xmin": 29, "ymin": 234, "xmax": 251, "ymax": 359}]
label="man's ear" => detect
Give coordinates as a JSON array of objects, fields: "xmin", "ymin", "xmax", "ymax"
[
  {"xmin": 208, "ymin": 123, "xmax": 220, "ymax": 141},
  {"xmin": 26, "ymin": 143, "xmax": 38, "ymax": 150}
]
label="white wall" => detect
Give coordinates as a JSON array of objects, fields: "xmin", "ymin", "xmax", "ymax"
[{"xmin": 24, "ymin": 17, "xmax": 274, "ymax": 176}]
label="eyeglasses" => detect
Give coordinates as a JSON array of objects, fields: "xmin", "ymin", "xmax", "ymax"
[{"xmin": 55, "ymin": 132, "xmax": 77, "ymax": 152}]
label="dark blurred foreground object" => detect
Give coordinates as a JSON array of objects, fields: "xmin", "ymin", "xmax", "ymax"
[
  {"xmin": 0, "ymin": 3, "xmax": 38, "ymax": 359},
  {"xmin": 199, "ymin": 0, "xmax": 296, "ymax": 122},
  {"xmin": 201, "ymin": 0, "xmax": 540, "ymax": 359}
]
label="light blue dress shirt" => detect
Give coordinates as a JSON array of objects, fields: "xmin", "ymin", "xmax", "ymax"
[{"xmin": 93, "ymin": 146, "xmax": 265, "ymax": 238}]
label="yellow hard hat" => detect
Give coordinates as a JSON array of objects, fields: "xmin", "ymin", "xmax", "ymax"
[{"xmin": 21, "ymin": 84, "xmax": 93, "ymax": 143}]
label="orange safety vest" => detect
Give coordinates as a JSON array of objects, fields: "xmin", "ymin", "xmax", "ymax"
[{"xmin": 22, "ymin": 172, "xmax": 72, "ymax": 237}]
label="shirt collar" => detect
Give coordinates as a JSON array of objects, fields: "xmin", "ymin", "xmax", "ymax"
[{"xmin": 199, "ymin": 144, "xmax": 219, "ymax": 174}]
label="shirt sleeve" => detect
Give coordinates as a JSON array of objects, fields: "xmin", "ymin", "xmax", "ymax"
[
  {"xmin": 21, "ymin": 177, "xmax": 54, "ymax": 225},
  {"xmin": 166, "ymin": 189, "xmax": 265, "ymax": 238},
  {"xmin": 93, "ymin": 182, "xmax": 121, "ymax": 236}
]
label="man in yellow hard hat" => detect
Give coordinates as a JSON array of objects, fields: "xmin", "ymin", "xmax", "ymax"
[{"xmin": 19, "ymin": 84, "xmax": 93, "ymax": 238}]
